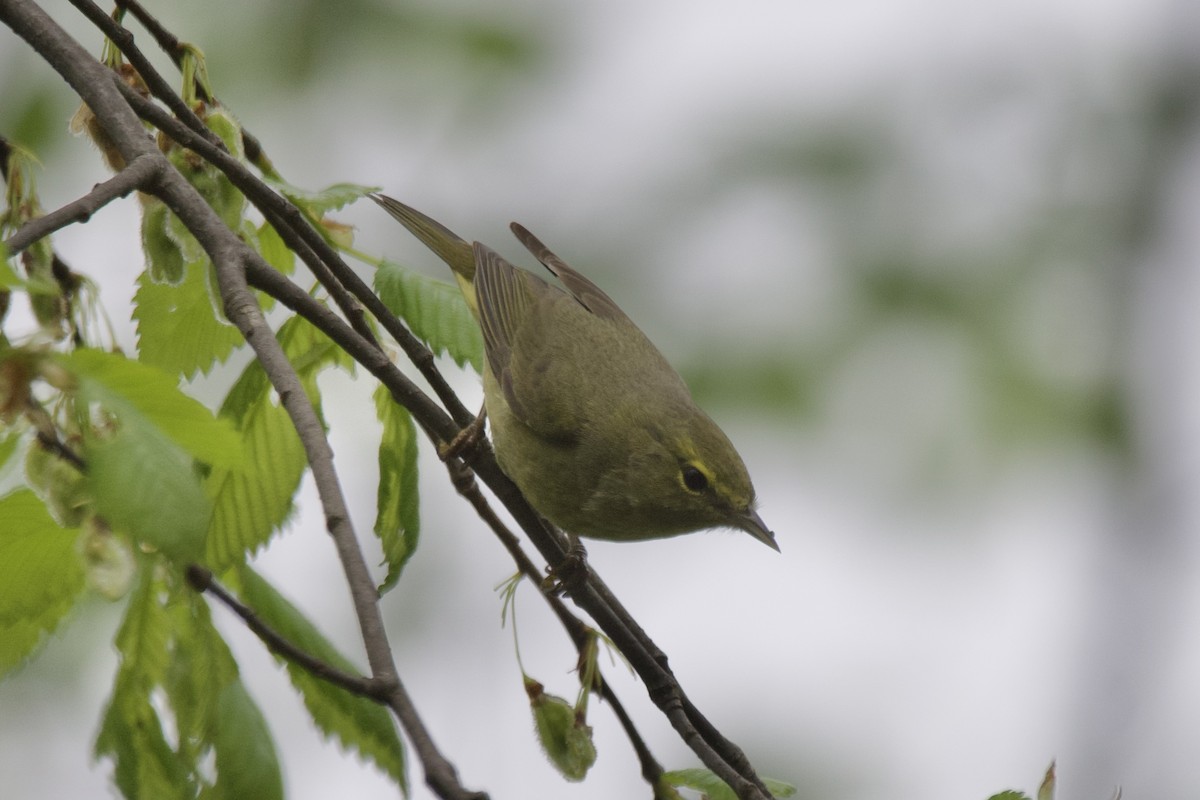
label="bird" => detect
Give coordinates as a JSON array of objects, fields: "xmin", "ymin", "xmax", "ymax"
[{"xmin": 372, "ymin": 195, "xmax": 777, "ymax": 551}]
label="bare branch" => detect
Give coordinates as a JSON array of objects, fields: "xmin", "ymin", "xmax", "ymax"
[
  {"xmin": 109, "ymin": 0, "xmax": 269, "ymax": 170},
  {"xmin": 0, "ymin": 4, "xmax": 487, "ymax": 797},
  {"xmin": 185, "ymin": 565, "xmax": 386, "ymax": 700},
  {"xmin": 3, "ymin": 153, "xmax": 159, "ymax": 255},
  {"xmin": 443, "ymin": 458, "xmax": 670, "ymax": 791},
  {"xmin": 65, "ymin": 0, "xmax": 224, "ymax": 153},
  {"xmin": 189, "ymin": 563, "xmax": 490, "ymax": 800},
  {"xmin": 0, "ymin": 1, "xmax": 776, "ymax": 796}
]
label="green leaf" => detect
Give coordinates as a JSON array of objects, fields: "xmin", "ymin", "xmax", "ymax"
[
  {"xmin": 0, "ymin": 256, "xmax": 26, "ymax": 289},
  {"xmin": 0, "ymin": 615, "xmax": 56, "ymax": 678},
  {"xmin": 257, "ymin": 221, "xmax": 295, "ymax": 275},
  {"xmin": 234, "ymin": 566, "xmax": 407, "ymax": 790},
  {"xmin": 164, "ymin": 588, "xmax": 240, "ymax": 764},
  {"xmin": 141, "ymin": 197, "xmax": 186, "ymax": 285},
  {"xmin": 525, "ymin": 677, "xmax": 596, "ymax": 782},
  {"xmin": 162, "ymin": 195, "xmax": 206, "ymax": 264},
  {"xmin": 64, "ymin": 350, "xmax": 223, "ymax": 561},
  {"xmin": 85, "ymin": 428, "xmax": 208, "ymax": 562},
  {"xmin": 0, "ymin": 430, "xmax": 20, "ymax": 473},
  {"xmin": 134, "ymin": 261, "xmax": 244, "ymax": 380},
  {"xmin": 204, "ymin": 108, "xmax": 244, "ymax": 160},
  {"xmin": 205, "ymin": 317, "xmax": 348, "ymax": 569},
  {"xmin": 374, "ymin": 385, "xmax": 420, "ymax": 594},
  {"xmin": 374, "ymin": 259, "xmax": 483, "ymax": 371},
  {"xmin": 110, "ymin": 566, "xmax": 173, "ymax": 692},
  {"xmin": 65, "ymin": 349, "xmax": 243, "ymax": 468},
  {"xmin": 272, "ymin": 181, "xmax": 379, "ymax": 214},
  {"xmin": 212, "ymin": 680, "xmax": 284, "ymax": 800},
  {"xmin": 96, "ymin": 689, "xmax": 191, "ymax": 800},
  {"xmin": 217, "ymin": 313, "xmax": 351, "ymax": 425},
  {"xmin": 987, "ymin": 793, "xmax": 1031, "ymax": 800},
  {"xmin": 663, "ymin": 768, "xmax": 797, "ymax": 800},
  {"xmin": 0, "ymin": 490, "xmax": 85, "ymax": 677},
  {"xmin": 204, "ymin": 395, "xmax": 305, "ymax": 569},
  {"xmin": 95, "ymin": 569, "xmax": 190, "ymax": 800}
]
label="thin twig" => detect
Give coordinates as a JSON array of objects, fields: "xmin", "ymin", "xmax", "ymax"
[
  {"xmin": 189, "ymin": 561, "xmax": 493, "ymax": 800},
  {"xmin": 443, "ymin": 458, "xmax": 669, "ymax": 790},
  {"xmin": 65, "ymin": 0, "xmax": 224, "ymax": 154},
  {"xmin": 68, "ymin": 0, "xmax": 388, "ymax": 365},
  {"xmin": 242, "ymin": 255, "xmax": 456, "ymax": 437},
  {"xmin": 33, "ymin": 430, "xmax": 87, "ymax": 472},
  {"xmin": 3, "ymin": 153, "xmax": 159, "ymax": 255},
  {"xmin": 110, "ymin": 0, "xmax": 268, "ymax": 163},
  {"xmin": 110, "ymin": 79, "xmax": 476, "ymax": 430},
  {"xmin": 113, "ymin": 0, "xmax": 188, "ymax": 66},
  {"xmin": 2, "ymin": 2, "xmax": 774, "ymax": 796},
  {"xmin": 0, "ymin": 5, "xmax": 488, "ymax": 797},
  {"xmin": 185, "ymin": 565, "xmax": 385, "ymax": 699}
]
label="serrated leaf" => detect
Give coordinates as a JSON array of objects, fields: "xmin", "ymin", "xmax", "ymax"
[
  {"xmin": 374, "ymin": 384, "xmax": 419, "ymax": 594},
  {"xmin": 63, "ymin": 350, "xmax": 241, "ymax": 562},
  {"xmin": 234, "ymin": 566, "xmax": 407, "ymax": 791},
  {"xmin": 66, "ymin": 349, "xmax": 242, "ymax": 468},
  {"xmin": 663, "ymin": 768, "xmax": 797, "ymax": 800},
  {"xmin": 111, "ymin": 567, "xmax": 173, "ymax": 692},
  {"xmin": 212, "ymin": 680, "xmax": 283, "ymax": 800},
  {"xmin": 272, "ymin": 181, "xmax": 379, "ymax": 215},
  {"xmin": 165, "ymin": 589, "xmax": 240, "ymax": 761},
  {"xmin": 95, "ymin": 690, "xmax": 190, "ymax": 800},
  {"xmin": 134, "ymin": 260, "xmax": 243, "ymax": 379},
  {"xmin": 96, "ymin": 569, "xmax": 190, "ymax": 800},
  {"xmin": 141, "ymin": 198, "xmax": 186, "ymax": 285},
  {"xmin": 205, "ymin": 317, "xmax": 347, "ymax": 569},
  {"xmin": 217, "ymin": 314, "xmax": 350, "ymax": 424},
  {"xmin": 374, "ymin": 259, "xmax": 483, "ymax": 371},
  {"xmin": 204, "ymin": 396, "xmax": 305, "ymax": 570},
  {"xmin": 0, "ymin": 490, "xmax": 84, "ymax": 677}
]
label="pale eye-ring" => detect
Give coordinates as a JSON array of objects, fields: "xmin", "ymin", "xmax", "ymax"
[{"xmin": 681, "ymin": 465, "xmax": 708, "ymax": 493}]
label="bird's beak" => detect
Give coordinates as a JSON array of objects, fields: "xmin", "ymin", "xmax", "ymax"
[{"xmin": 737, "ymin": 509, "xmax": 779, "ymax": 552}]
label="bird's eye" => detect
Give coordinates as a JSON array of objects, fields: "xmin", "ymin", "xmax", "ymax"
[{"xmin": 681, "ymin": 465, "xmax": 708, "ymax": 493}]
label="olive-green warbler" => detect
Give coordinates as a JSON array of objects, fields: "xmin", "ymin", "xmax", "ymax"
[{"xmin": 373, "ymin": 195, "xmax": 777, "ymax": 551}]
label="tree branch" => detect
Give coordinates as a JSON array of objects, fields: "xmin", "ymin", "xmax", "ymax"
[
  {"xmin": 0, "ymin": 4, "xmax": 486, "ymax": 798},
  {"xmin": 0, "ymin": 2, "xmax": 775, "ymax": 797},
  {"xmin": 2, "ymin": 152, "xmax": 159, "ymax": 255},
  {"xmin": 185, "ymin": 565, "xmax": 385, "ymax": 700},
  {"xmin": 65, "ymin": 0, "xmax": 224, "ymax": 154},
  {"xmin": 109, "ymin": 0, "xmax": 271, "ymax": 169},
  {"xmin": 442, "ymin": 458, "xmax": 669, "ymax": 791}
]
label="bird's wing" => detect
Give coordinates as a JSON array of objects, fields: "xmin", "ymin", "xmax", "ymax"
[
  {"xmin": 472, "ymin": 242, "xmax": 584, "ymax": 440},
  {"xmin": 509, "ymin": 222, "xmax": 630, "ymax": 323}
]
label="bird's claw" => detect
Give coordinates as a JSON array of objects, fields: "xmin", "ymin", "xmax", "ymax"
[
  {"xmin": 439, "ymin": 406, "xmax": 488, "ymax": 462},
  {"xmin": 541, "ymin": 536, "xmax": 589, "ymax": 596}
]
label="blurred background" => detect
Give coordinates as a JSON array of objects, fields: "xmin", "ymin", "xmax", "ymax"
[{"xmin": 2, "ymin": 0, "xmax": 1199, "ymax": 798}]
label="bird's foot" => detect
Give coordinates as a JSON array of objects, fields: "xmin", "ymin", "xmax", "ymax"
[
  {"xmin": 541, "ymin": 535, "xmax": 589, "ymax": 597},
  {"xmin": 439, "ymin": 405, "xmax": 488, "ymax": 462}
]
